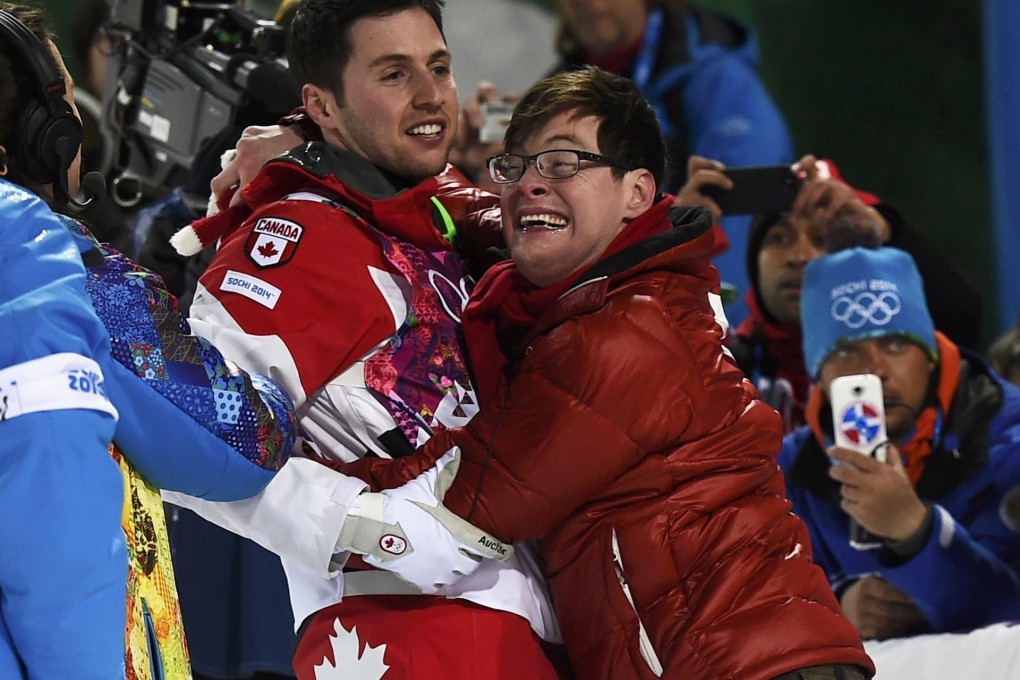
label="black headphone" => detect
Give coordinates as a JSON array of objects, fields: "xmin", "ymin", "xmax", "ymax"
[{"xmin": 0, "ymin": 9, "xmax": 82, "ymax": 205}]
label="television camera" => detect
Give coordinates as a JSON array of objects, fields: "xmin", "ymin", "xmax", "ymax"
[{"xmin": 97, "ymin": 0, "xmax": 300, "ymax": 207}]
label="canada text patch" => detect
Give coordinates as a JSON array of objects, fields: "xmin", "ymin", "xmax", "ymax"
[{"xmin": 246, "ymin": 217, "xmax": 304, "ymax": 268}]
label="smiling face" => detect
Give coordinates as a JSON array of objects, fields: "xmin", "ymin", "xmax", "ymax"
[
  {"xmin": 818, "ymin": 336, "xmax": 935, "ymax": 441},
  {"xmin": 757, "ymin": 215, "xmax": 825, "ymax": 324},
  {"xmin": 499, "ymin": 111, "xmax": 653, "ymax": 288},
  {"xmin": 303, "ymin": 7, "xmax": 457, "ymax": 183}
]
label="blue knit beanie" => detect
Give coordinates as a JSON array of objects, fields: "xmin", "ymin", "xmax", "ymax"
[{"xmin": 801, "ymin": 247, "xmax": 938, "ymax": 378}]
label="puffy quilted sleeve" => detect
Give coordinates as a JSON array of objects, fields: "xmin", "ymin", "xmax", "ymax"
[
  {"xmin": 433, "ymin": 165, "xmax": 505, "ymax": 273},
  {"xmin": 443, "ymin": 296, "xmax": 750, "ymax": 540},
  {"xmin": 348, "ymin": 282, "xmax": 774, "ymax": 543}
]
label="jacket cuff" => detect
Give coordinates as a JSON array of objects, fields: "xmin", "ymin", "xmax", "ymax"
[
  {"xmin": 164, "ymin": 456, "xmax": 368, "ymax": 576},
  {"xmin": 881, "ymin": 503, "xmax": 935, "ymax": 565}
]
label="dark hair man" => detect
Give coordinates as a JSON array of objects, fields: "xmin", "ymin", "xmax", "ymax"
[
  {"xmin": 165, "ymin": 1, "xmax": 562, "ymax": 677},
  {"xmin": 680, "ymin": 155, "xmax": 983, "ymax": 433}
]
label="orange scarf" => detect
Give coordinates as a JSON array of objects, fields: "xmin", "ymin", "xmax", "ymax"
[{"xmin": 807, "ymin": 331, "xmax": 961, "ymax": 484}]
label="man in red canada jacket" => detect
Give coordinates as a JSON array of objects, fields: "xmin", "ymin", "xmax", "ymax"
[{"xmin": 165, "ymin": 1, "xmax": 561, "ymax": 678}]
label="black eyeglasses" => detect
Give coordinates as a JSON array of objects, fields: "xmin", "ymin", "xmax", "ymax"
[{"xmin": 486, "ymin": 149, "xmax": 636, "ymax": 184}]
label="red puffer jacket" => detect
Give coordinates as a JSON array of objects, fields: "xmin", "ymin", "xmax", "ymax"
[{"xmin": 353, "ymin": 204, "xmax": 873, "ymax": 680}]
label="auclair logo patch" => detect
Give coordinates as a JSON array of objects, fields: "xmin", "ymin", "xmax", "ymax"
[{"xmin": 246, "ymin": 217, "xmax": 304, "ymax": 268}]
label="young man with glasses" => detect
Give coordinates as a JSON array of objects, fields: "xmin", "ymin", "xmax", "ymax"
[{"xmin": 333, "ymin": 66, "xmax": 875, "ymax": 680}]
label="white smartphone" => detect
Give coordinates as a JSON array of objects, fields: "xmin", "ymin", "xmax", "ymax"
[
  {"xmin": 829, "ymin": 373, "xmax": 888, "ymax": 550},
  {"xmin": 829, "ymin": 373, "xmax": 888, "ymax": 462}
]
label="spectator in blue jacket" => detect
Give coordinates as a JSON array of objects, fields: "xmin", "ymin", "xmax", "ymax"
[{"xmin": 778, "ymin": 243, "xmax": 1020, "ymax": 640}]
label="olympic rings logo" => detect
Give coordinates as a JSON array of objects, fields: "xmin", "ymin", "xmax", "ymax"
[{"xmin": 831, "ymin": 292, "xmax": 902, "ymax": 328}]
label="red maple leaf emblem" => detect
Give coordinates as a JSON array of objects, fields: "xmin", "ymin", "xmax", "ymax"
[
  {"xmin": 379, "ymin": 534, "xmax": 406, "ymax": 554},
  {"xmin": 257, "ymin": 240, "xmax": 279, "ymax": 258}
]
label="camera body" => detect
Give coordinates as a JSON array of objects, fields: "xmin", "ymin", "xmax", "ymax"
[{"xmin": 100, "ymin": 0, "xmax": 300, "ymax": 206}]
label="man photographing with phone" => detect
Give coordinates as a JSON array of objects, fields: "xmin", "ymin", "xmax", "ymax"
[
  {"xmin": 678, "ymin": 154, "xmax": 983, "ymax": 433},
  {"xmin": 777, "ymin": 240, "xmax": 1020, "ymax": 641}
]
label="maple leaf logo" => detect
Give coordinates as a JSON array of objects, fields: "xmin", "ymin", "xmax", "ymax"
[
  {"xmin": 379, "ymin": 533, "xmax": 407, "ymax": 555},
  {"xmin": 314, "ymin": 618, "xmax": 389, "ymax": 680},
  {"xmin": 258, "ymin": 240, "xmax": 279, "ymax": 258}
]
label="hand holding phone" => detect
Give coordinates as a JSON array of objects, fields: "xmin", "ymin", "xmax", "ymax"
[
  {"xmin": 829, "ymin": 373, "xmax": 888, "ymax": 550},
  {"xmin": 478, "ymin": 101, "xmax": 514, "ymax": 143},
  {"xmin": 700, "ymin": 165, "xmax": 802, "ymax": 216}
]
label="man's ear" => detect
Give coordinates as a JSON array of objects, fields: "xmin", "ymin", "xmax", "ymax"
[
  {"xmin": 302, "ymin": 83, "xmax": 333, "ymax": 128},
  {"xmin": 622, "ymin": 168, "xmax": 658, "ymax": 220}
]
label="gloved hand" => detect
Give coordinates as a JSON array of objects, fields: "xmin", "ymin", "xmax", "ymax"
[{"xmin": 336, "ymin": 447, "xmax": 513, "ymax": 593}]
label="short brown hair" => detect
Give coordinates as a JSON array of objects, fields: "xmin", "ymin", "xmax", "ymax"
[{"xmin": 503, "ymin": 66, "xmax": 666, "ymax": 188}]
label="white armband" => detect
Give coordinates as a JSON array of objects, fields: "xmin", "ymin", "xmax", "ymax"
[{"xmin": 0, "ymin": 353, "xmax": 118, "ymax": 422}]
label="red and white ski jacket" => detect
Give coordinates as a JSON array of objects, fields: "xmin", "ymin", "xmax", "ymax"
[{"xmin": 165, "ymin": 143, "xmax": 558, "ymax": 639}]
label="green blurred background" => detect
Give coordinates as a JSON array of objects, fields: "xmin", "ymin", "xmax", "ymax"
[{"xmin": 36, "ymin": 0, "xmax": 998, "ymax": 344}]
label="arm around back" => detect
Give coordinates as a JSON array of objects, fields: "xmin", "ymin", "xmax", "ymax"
[{"xmin": 64, "ymin": 217, "xmax": 296, "ymax": 500}]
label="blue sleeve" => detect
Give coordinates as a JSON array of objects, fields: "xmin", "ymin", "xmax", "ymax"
[
  {"xmin": 65, "ymin": 218, "xmax": 297, "ymax": 501},
  {"xmin": 879, "ymin": 420, "xmax": 1020, "ymax": 632},
  {"xmin": 881, "ymin": 505, "xmax": 1020, "ymax": 632},
  {"xmin": 102, "ymin": 356, "xmax": 292, "ymax": 500},
  {"xmin": 0, "ymin": 182, "xmax": 110, "ymax": 368}
]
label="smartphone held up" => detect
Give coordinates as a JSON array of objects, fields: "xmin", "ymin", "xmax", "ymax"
[
  {"xmin": 829, "ymin": 373, "xmax": 888, "ymax": 550},
  {"xmin": 479, "ymin": 101, "xmax": 514, "ymax": 144},
  {"xmin": 700, "ymin": 164, "xmax": 802, "ymax": 215}
]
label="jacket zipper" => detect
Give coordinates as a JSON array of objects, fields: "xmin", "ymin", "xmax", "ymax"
[{"xmin": 611, "ymin": 529, "xmax": 664, "ymax": 677}]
